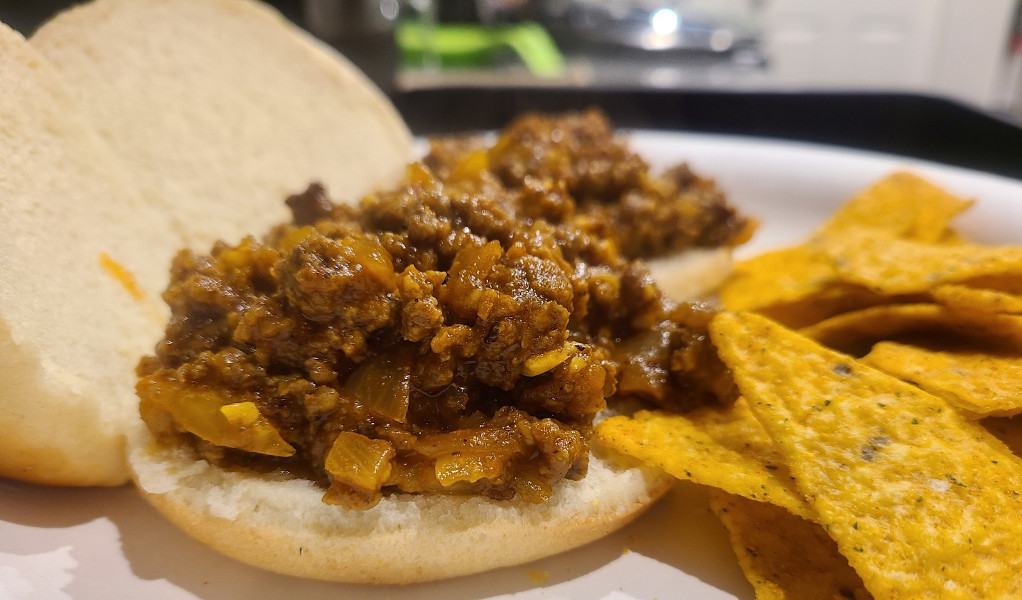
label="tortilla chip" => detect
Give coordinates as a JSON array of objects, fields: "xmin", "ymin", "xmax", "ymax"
[
  {"xmin": 862, "ymin": 341, "xmax": 1022, "ymax": 418},
  {"xmin": 958, "ymin": 274, "xmax": 1022, "ymax": 296},
  {"xmin": 719, "ymin": 172, "xmax": 969, "ymax": 317},
  {"xmin": 817, "ymin": 171, "xmax": 972, "ymax": 243},
  {"xmin": 820, "ymin": 228, "xmax": 1022, "ymax": 296},
  {"xmin": 710, "ymin": 311, "xmax": 1022, "ymax": 600},
  {"xmin": 718, "ymin": 246, "xmax": 834, "ymax": 312},
  {"xmin": 708, "ymin": 490, "xmax": 872, "ymax": 600},
  {"xmin": 983, "ymin": 416, "xmax": 1022, "ymax": 457},
  {"xmin": 757, "ymin": 284, "xmax": 925, "ymax": 330},
  {"xmin": 932, "ymin": 284, "xmax": 1022, "ymax": 315},
  {"xmin": 800, "ymin": 303, "xmax": 1022, "ymax": 356},
  {"xmin": 684, "ymin": 397, "xmax": 786, "ymax": 460},
  {"xmin": 596, "ymin": 406, "xmax": 810, "ymax": 518},
  {"xmin": 936, "ymin": 229, "xmax": 967, "ymax": 245}
]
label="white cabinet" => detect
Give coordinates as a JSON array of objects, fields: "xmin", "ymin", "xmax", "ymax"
[{"xmin": 760, "ymin": 0, "xmax": 1016, "ymax": 108}]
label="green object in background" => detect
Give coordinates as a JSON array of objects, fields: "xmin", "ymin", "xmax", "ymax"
[{"xmin": 395, "ymin": 21, "xmax": 564, "ymax": 77}]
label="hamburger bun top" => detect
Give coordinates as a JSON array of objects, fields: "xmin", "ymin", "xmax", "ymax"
[
  {"xmin": 32, "ymin": 0, "xmax": 412, "ymax": 251},
  {"xmin": 0, "ymin": 21, "xmax": 175, "ymax": 485}
]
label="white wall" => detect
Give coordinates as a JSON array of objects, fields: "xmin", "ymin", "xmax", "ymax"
[{"xmin": 759, "ymin": 0, "xmax": 1016, "ymax": 108}]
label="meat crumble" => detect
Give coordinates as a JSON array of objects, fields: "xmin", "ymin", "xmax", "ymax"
[{"xmin": 137, "ymin": 110, "xmax": 752, "ymax": 509}]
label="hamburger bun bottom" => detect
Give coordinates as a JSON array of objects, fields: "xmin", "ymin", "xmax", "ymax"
[{"xmin": 128, "ymin": 425, "xmax": 673, "ymax": 584}]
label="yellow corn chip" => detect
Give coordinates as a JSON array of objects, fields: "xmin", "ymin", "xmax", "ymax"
[
  {"xmin": 718, "ymin": 246, "xmax": 834, "ymax": 312},
  {"xmin": 596, "ymin": 406, "xmax": 810, "ymax": 518},
  {"xmin": 932, "ymin": 284, "xmax": 1022, "ymax": 315},
  {"xmin": 685, "ymin": 396, "xmax": 786, "ymax": 459},
  {"xmin": 710, "ymin": 311, "xmax": 1022, "ymax": 600},
  {"xmin": 937, "ymin": 229, "xmax": 967, "ymax": 245},
  {"xmin": 757, "ymin": 284, "xmax": 925, "ymax": 330},
  {"xmin": 959, "ymin": 274, "xmax": 1022, "ymax": 296},
  {"xmin": 708, "ymin": 490, "xmax": 873, "ymax": 600},
  {"xmin": 817, "ymin": 171, "xmax": 973, "ymax": 243},
  {"xmin": 801, "ymin": 303, "xmax": 1022, "ymax": 356},
  {"xmin": 983, "ymin": 416, "xmax": 1022, "ymax": 456},
  {"xmin": 685, "ymin": 398, "xmax": 808, "ymax": 513},
  {"xmin": 863, "ymin": 341, "xmax": 1022, "ymax": 418},
  {"xmin": 820, "ymin": 228, "xmax": 1022, "ymax": 296},
  {"xmin": 719, "ymin": 172, "xmax": 969, "ymax": 317}
]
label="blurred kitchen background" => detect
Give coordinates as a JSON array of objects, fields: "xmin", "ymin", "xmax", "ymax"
[
  {"xmin": 4, "ymin": 0, "xmax": 1022, "ymax": 177},
  {"xmin": 3, "ymin": 0, "xmax": 1021, "ymax": 118},
  {"xmin": 305, "ymin": 0, "xmax": 1022, "ymax": 118}
]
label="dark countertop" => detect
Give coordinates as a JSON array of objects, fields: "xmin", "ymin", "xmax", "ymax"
[{"xmin": 393, "ymin": 88, "xmax": 1022, "ymax": 181}]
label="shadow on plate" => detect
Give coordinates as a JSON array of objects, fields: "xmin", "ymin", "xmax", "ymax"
[{"xmin": 0, "ymin": 477, "xmax": 131, "ymax": 529}]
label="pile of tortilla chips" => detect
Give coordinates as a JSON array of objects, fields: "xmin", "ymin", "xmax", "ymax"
[{"xmin": 596, "ymin": 172, "xmax": 1022, "ymax": 599}]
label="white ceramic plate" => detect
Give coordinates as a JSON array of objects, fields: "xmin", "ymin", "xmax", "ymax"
[{"xmin": 2, "ymin": 132, "xmax": 1020, "ymax": 600}]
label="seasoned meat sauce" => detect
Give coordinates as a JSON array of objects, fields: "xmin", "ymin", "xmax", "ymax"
[{"xmin": 137, "ymin": 110, "xmax": 750, "ymax": 509}]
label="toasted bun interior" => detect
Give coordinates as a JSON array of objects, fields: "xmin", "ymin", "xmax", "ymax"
[
  {"xmin": 128, "ymin": 426, "xmax": 672, "ymax": 584},
  {"xmin": 0, "ymin": 23, "xmax": 176, "ymax": 485},
  {"xmin": 32, "ymin": 0, "xmax": 412, "ymax": 251}
]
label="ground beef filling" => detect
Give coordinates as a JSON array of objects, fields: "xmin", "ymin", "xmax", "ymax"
[{"xmin": 137, "ymin": 110, "xmax": 750, "ymax": 510}]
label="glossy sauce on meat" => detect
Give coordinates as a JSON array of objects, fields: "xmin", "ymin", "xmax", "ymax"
[{"xmin": 137, "ymin": 110, "xmax": 751, "ymax": 509}]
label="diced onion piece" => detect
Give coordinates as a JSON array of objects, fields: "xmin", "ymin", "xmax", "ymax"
[
  {"xmin": 514, "ymin": 469, "xmax": 554, "ymax": 504},
  {"xmin": 442, "ymin": 240, "xmax": 503, "ymax": 319},
  {"xmin": 345, "ymin": 235, "xmax": 398, "ymax": 291},
  {"xmin": 149, "ymin": 385, "xmax": 228, "ymax": 444},
  {"xmin": 324, "ymin": 431, "xmax": 395, "ymax": 493},
  {"xmin": 406, "ymin": 161, "xmax": 433, "ymax": 186},
  {"xmin": 434, "ymin": 453, "xmax": 504, "ymax": 487},
  {"xmin": 344, "ymin": 352, "xmax": 412, "ymax": 422},
  {"xmin": 522, "ymin": 342, "xmax": 574, "ymax": 376},
  {"xmin": 277, "ymin": 225, "xmax": 317, "ymax": 255},
  {"xmin": 448, "ymin": 149, "xmax": 489, "ymax": 183},
  {"xmin": 219, "ymin": 402, "xmax": 296, "ymax": 457},
  {"xmin": 416, "ymin": 425, "xmax": 524, "ymax": 458},
  {"xmin": 141, "ymin": 378, "xmax": 294, "ymax": 457}
]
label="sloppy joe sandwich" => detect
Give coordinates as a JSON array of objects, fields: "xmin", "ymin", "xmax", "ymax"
[
  {"xmin": 3, "ymin": 0, "xmax": 753, "ymax": 584},
  {"xmin": 131, "ymin": 110, "xmax": 752, "ymax": 582}
]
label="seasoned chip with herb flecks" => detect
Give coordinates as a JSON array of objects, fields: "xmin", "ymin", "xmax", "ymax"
[
  {"xmin": 710, "ymin": 311, "xmax": 1022, "ymax": 600},
  {"xmin": 863, "ymin": 341, "xmax": 1022, "ymax": 418},
  {"xmin": 816, "ymin": 171, "xmax": 972, "ymax": 243},
  {"xmin": 983, "ymin": 416, "xmax": 1022, "ymax": 457},
  {"xmin": 709, "ymin": 490, "xmax": 872, "ymax": 600},
  {"xmin": 931, "ymin": 284, "xmax": 1022, "ymax": 316},
  {"xmin": 596, "ymin": 405, "xmax": 810, "ymax": 518},
  {"xmin": 719, "ymin": 246, "xmax": 835, "ymax": 313},
  {"xmin": 800, "ymin": 303, "xmax": 1022, "ymax": 356},
  {"xmin": 755, "ymin": 283, "xmax": 925, "ymax": 330},
  {"xmin": 820, "ymin": 228, "xmax": 1022, "ymax": 296},
  {"xmin": 717, "ymin": 171, "xmax": 971, "ymax": 318}
]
